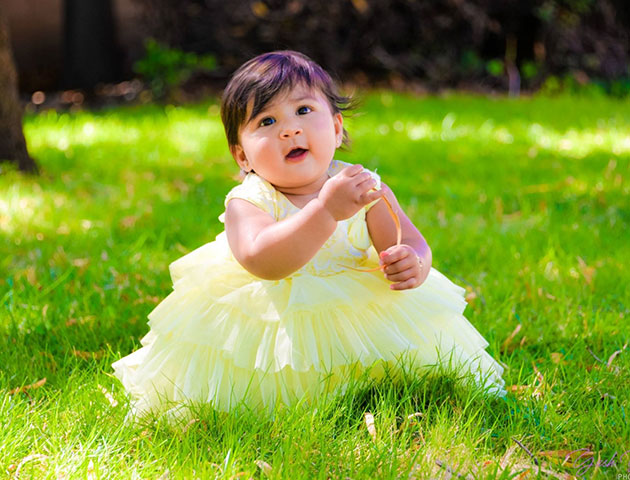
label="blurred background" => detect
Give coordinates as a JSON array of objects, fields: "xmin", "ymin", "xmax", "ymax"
[
  {"xmin": 2, "ymin": 0, "xmax": 630, "ymax": 173},
  {"xmin": 5, "ymin": 0, "xmax": 630, "ymax": 101}
]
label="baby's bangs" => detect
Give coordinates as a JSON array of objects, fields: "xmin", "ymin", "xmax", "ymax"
[{"xmin": 246, "ymin": 58, "xmax": 328, "ymax": 123}]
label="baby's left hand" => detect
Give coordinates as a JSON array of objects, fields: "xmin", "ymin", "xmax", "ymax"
[{"xmin": 379, "ymin": 245, "xmax": 428, "ymax": 290}]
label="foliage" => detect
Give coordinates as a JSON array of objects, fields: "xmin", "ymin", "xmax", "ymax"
[
  {"xmin": 132, "ymin": 0, "xmax": 629, "ymax": 94},
  {"xmin": 2, "ymin": 93, "xmax": 629, "ymax": 477},
  {"xmin": 133, "ymin": 38, "xmax": 217, "ymax": 99},
  {"xmin": 540, "ymin": 73, "xmax": 630, "ymax": 98}
]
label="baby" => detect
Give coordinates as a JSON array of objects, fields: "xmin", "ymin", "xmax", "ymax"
[{"xmin": 113, "ymin": 50, "xmax": 505, "ymax": 419}]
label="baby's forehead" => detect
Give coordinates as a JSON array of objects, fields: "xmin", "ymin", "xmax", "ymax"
[
  {"xmin": 247, "ymin": 84, "xmax": 327, "ymax": 116},
  {"xmin": 271, "ymin": 84, "xmax": 323, "ymax": 104}
]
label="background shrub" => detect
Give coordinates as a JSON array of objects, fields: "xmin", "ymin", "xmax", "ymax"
[{"xmin": 132, "ymin": 0, "xmax": 630, "ymax": 93}]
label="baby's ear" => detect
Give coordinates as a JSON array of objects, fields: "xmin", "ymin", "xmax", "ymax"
[
  {"xmin": 333, "ymin": 112, "xmax": 344, "ymax": 147},
  {"xmin": 231, "ymin": 145, "xmax": 251, "ymax": 172}
]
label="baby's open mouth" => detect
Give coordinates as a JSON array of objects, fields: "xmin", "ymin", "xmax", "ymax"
[{"xmin": 286, "ymin": 148, "xmax": 307, "ymax": 159}]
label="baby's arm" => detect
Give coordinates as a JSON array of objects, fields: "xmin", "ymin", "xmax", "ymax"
[
  {"xmin": 366, "ymin": 183, "xmax": 432, "ymax": 290},
  {"xmin": 225, "ymin": 164, "xmax": 382, "ymax": 280}
]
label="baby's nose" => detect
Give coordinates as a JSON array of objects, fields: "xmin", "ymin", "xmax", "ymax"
[{"xmin": 281, "ymin": 125, "xmax": 303, "ymax": 138}]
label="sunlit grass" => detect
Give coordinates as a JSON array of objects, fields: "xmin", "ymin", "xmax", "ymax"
[
  {"xmin": 375, "ymin": 117, "xmax": 630, "ymax": 158},
  {"xmin": 1, "ymin": 92, "xmax": 629, "ymax": 478}
]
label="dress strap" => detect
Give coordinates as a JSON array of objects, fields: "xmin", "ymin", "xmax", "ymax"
[{"xmin": 220, "ymin": 173, "xmax": 278, "ymax": 222}]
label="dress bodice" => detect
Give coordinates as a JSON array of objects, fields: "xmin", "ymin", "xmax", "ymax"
[{"xmin": 220, "ymin": 160, "xmax": 381, "ymax": 277}]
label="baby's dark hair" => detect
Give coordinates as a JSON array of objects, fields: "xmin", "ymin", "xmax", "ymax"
[{"xmin": 221, "ymin": 50, "xmax": 353, "ymax": 149}]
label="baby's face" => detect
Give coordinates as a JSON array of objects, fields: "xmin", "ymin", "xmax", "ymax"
[{"xmin": 231, "ymin": 84, "xmax": 343, "ymax": 194}]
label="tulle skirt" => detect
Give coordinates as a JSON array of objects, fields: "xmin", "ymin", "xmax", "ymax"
[{"xmin": 113, "ymin": 233, "xmax": 506, "ymax": 419}]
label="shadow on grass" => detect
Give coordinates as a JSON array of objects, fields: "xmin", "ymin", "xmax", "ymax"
[{"xmin": 120, "ymin": 359, "xmax": 518, "ymax": 479}]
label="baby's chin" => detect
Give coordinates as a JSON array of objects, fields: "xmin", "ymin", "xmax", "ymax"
[{"xmin": 271, "ymin": 174, "xmax": 329, "ymax": 192}]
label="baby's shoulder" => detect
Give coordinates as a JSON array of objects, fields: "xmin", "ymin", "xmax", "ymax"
[{"xmin": 224, "ymin": 173, "xmax": 278, "ymax": 216}]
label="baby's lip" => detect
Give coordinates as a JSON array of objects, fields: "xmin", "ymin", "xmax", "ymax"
[{"xmin": 285, "ymin": 147, "xmax": 308, "ymax": 158}]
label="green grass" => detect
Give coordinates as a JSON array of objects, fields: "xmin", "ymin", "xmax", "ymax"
[{"xmin": 1, "ymin": 92, "xmax": 629, "ymax": 478}]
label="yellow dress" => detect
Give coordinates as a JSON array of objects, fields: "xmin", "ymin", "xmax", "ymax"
[{"xmin": 113, "ymin": 160, "xmax": 506, "ymax": 419}]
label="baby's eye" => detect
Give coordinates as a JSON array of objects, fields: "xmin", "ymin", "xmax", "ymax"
[
  {"xmin": 259, "ymin": 117, "xmax": 275, "ymax": 127},
  {"xmin": 297, "ymin": 106, "xmax": 312, "ymax": 115}
]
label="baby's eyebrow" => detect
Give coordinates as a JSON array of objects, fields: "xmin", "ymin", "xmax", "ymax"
[{"xmin": 288, "ymin": 95, "xmax": 318, "ymax": 103}]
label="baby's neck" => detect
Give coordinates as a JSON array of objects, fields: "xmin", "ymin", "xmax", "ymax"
[
  {"xmin": 273, "ymin": 175, "xmax": 330, "ymax": 209},
  {"xmin": 272, "ymin": 174, "xmax": 330, "ymax": 198},
  {"xmin": 276, "ymin": 185, "xmax": 322, "ymax": 197}
]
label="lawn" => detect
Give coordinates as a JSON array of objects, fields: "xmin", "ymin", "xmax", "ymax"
[{"xmin": 1, "ymin": 92, "xmax": 629, "ymax": 478}]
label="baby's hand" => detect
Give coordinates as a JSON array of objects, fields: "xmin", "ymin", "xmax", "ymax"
[
  {"xmin": 379, "ymin": 245, "xmax": 428, "ymax": 290},
  {"xmin": 318, "ymin": 164, "xmax": 383, "ymax": 221}
]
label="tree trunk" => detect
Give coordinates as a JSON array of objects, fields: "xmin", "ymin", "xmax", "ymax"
[{"xmin": 0, "ymin": 9, "xmax": 37, "ymax": 174}]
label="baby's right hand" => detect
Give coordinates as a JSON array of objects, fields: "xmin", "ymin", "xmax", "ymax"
[{"xmin": 318, "ymin": 164, "xmax": 383, "ymax": 221}]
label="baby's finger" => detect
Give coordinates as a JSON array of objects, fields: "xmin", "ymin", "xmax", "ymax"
[
  {"xmin": 342, "ymin": 164, "xmax": 364, "ymax": 177},
  {"xmin": 355, "ymin": 171, "xmax": 374, "ymax": 186},
  {"xmin": 384, "ymin": 267, "xmax": 415, "ymax": 283},
  {"xmin": 359, "ymin": 188, "xmax": 383, "ymax": 205},
  {"xmin": 389, "ymin": 277, "xmax": 418, "ymax": 291},
  {"xmin": 379, "ymin": 247, "xmax": 408, "ymax": 265},
  {"xmin": 382, "ymin": 260, "xmax": 411, "ymax": 275},
  {"xmin": 356, "ymin": 176, "xmax": 377, "ymax": 194},
  {"xmin": 396, "ymin": 254, "xmax": 421, "ymax": 272}
]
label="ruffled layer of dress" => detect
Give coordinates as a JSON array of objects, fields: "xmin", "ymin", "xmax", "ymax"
[{"xmin": 113, "ymin": 232, "xmax": 506, "ymax": 418}]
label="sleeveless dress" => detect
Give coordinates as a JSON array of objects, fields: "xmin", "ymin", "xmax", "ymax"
[{"xmin": 113, "ymin": 160, "xmax": 506, "ymax": 419}]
